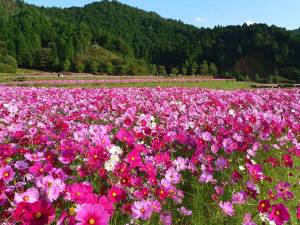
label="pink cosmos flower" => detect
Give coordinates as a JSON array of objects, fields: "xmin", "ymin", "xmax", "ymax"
[
  {"xmin": 151, "ymin": 200, "xmax": 162, "ymax": 213},
  {"xmin": 75, "ymin": 204, "xmax": 109, "ymax": 225},
  {"xmin": 282, "ymin": 154, "xmax": 293, "ymax": 168},
  {"xmin": 269, "ymin": 203, "xmax": 290, "ymax": 225},
  {"xmin": 131, "ymin": 200, "xmax": 153, "ymax": 220},
  {"xmin": 297, "ymin": 204, "xmax": 300, "ymax": 220},
  {"xmin": 14, "ymin": 188, "xmax": 39, "ymax": 204},
  {"xmin": 177, "ymin": 206, "xmax": 192, "ymax": 216},
  {"xmin": 232, "ymin": 191, "xmax": 248, "ymax": 205},
  {"xmin": 173, "ymin": 157, "xmax": 187, "ymax": 171},
  {"xmin": 14, "ymin": 160, "xmax": 28, "ymax": 170},
  {"xmin": 160, "ymin": 212, "xmax": 172, "ymax": 225},
  {"xmin": 274, "ymin": 182, "xmax": 294, "ymax": 200},
  {"xmin": 116, "ymin": 128, "xmax": 135, "ymax": 144},
  {"xmin": 214, "ymin": 186, "xmax": 224, "ymax": 196},
  {"xmin": 87, "ymin": 145, "xmax": 105, "ymax": 168},
  {"xmin": 67, "ymin": 183, "xmax": 94, "ymax": 204},
  {"xmin": 29, "ymin": 162, "xmax": 53, "ymax": 177},
  {"xmin": 202, "ymin": 131, "xmax": 213, "ymax": 142},
  {"xmin": 219, "ymin": 201, "xmax": 235, "ymax": 216},
  {"xmin": 165, "ymin": 167, "xmax": 181, "ymax": 184},
  {"xmin": 36, "ymin": 175, "xmax": 65, "ymax": 202},
  {"xmin": 127, "ymin": 149, "xmax": 143, "ymax": 168},
  {"xmin": 97, "ymin": 196, "xmax": 114, "ymax": 218},
  {"xmin": 215, "ymin": 157, "xmax": 229, "ymax": 170},
  {"xmin": 247, "ymin": 163, "xmax": 265, "ymax": 181},
  {"xmin": 0, "ymin": 165, "xmax": 15, "ymax": 183},
  {"xmin": 24, "ymin": 152, "xmax": 45, "ymax": 162},
  {"xmin": 57, "ymin": 209, "xmax": 76, "ymax": 225},
  {"xmin": 243, "ymin": 213, "xmax": 257, "ymax": 225}
]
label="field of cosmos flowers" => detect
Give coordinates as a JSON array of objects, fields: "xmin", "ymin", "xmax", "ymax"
[{"xmin": 0, "ymin": 86, "xmax": 299, "ymax": 225}]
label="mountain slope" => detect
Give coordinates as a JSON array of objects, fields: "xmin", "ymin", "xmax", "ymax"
[{"xmin": 0, "ymin": 0, "xmax": 299, "ymax": 81}]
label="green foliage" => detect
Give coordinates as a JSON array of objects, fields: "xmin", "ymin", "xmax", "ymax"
[
  {"xmin": 171, "ymin": 67, "xmax": 179, "ymax": 75},
  {"xmin": 253, "ymin": 73, "xmax": 261, "ymax": 82},
  {"xmin": 158, "ymin": 65, "xmax": 166, "ymax": 76},
  {"xmin": 208, "ymin": 63, "xmax": 218, "ymax": 76},
  {"xmin": 0, "ymin": 55, "xmax": 17, "ymax": 73},
  {"xmin": 0, "ymin": 0, "xmax": 299, "ymax": 81},
  {"xmin": 199, "ymin": 60, "xmax": 209, "ymax": 75},
  {"xmin": 190, "ymin": 62, "xmax": 198, "ymax": 75}
]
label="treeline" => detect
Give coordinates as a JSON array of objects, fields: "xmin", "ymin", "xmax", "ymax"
[{"xmin": 0, "ymin": 0, "xmax": 300, "ymax": 82}]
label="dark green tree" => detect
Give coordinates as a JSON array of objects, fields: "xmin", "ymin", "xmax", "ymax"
[{"xmin": 200, "ymin": 60, "xmax": 209, "ymax": 75}]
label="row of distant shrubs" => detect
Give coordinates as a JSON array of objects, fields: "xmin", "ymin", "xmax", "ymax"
[{"xmin": 0, "ymin": 55, "xmax": 17, "ymax": 74}]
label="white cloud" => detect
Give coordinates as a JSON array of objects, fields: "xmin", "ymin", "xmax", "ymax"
[
  {"xmin": 194, "ymin": 17, "xmax": 204, "ymax": 23},
  {"xmin": 246, "ymin": 20, "xmax": 255, "ymax": 26}
]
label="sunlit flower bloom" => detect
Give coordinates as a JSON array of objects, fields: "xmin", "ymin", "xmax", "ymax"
[
  {"xmin": 219, "ymin": 201, "xmax": 235, "ymax": 216},
  {"xmin": 14, "ymin": 188, "xmax": 39, "ymax": 204},
  {"xmin": 232, "ymin": 191, "xmax": 247, "ymax": 205},
  {"xmin": 131, "ymin": 200, "xmax": 153, "ymax": 220},
  {"xmin": 24, "ymin": 152, "xmax": 45, "ymax": 162},
  {"xmin": 36, "ymin": 175, "xmax": 65, "ymax": 202},
  {"xmin": 75, "ymin": 203, "xmax": 109, "ymax": 225},
  {"xmin": 269, "ymin": 203, "xmax": 290, "ymax": 225}
]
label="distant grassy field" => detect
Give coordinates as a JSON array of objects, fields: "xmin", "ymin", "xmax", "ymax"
[
  {"xmin": 5, "ymin": 81, "xmax": 254, "ymax": 89},
  {"xmin": 0, "ymin": 71, "xmax": 253, "ymax": 89}
]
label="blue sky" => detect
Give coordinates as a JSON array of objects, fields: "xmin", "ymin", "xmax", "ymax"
[{"xmin": 25, "ymin": 0, "xmax": 300, "ymax": 30}]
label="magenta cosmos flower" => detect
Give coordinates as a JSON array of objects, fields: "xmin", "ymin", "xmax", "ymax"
[
  {"xmin": 219, "ymin": 201, "xmax": 235, "ymax": 216},
  {"xmin": 297, "ymin": 204, "xmax": 300, "ymax": 220},
  {"xmin": 258, "ymin": 199, "xmax": 271, "ymax": 213},
  {"xmin": 14, "ymin": 200, "xmax": 55, "ymax": 225},
  {"xmin": 269, "ymin": 203, "xmax": 290, "ymax": 225},
  {"xmin": 67, "ymin": 183, "xmax": 94, "ymax": 204},
  {"xmin": 75, "ymin": 203, "xmax": 109, "ymax": 225},
  {"xmin": 108, "ymin": 186, "xmax": 126, "ymax": 203}
]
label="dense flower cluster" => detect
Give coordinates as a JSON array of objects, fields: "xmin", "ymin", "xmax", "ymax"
[{"xmin": 0, "ymin": 87, "xmax": 299, "ymax": 225}]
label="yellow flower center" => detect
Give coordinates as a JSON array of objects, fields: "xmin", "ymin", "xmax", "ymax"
[
  {"xmin": 93, "ymin": 155, "xmax": 98, "ymax": 159},
  {"xmin": 76, "ymin": 192, "xmax": 81, "ymax": 196},
  {"xmin": 89, "ymin": 218, "xmax": 95, "ymax": 224},
  {"xmin": 23, "ymin": 196, "xmax": 29, "ymax": 201},
  {"xmin": 35, "ymin": 212, "xmax": 42, "ymax": 219},
  {"xmin": 131, "ymin": 156, "xmax": 135, "ymax": 161},
  {"xmin": 112, "ymin": 192, "xmax": 117, "ymax": 197},
  {"xmin": 261, "ymin": 203, "xmax": 265, "ymax": 208},
  {"xmin": 276, "ymin": 210, "xmax": 280, "ymax": 216},
  {"xmin": 3, "ymin": 172, "xmax": 9, "ymax": 177},
  {"xmin": 69, "ymin": 207, "xmax": 76, "ymax": 216}
]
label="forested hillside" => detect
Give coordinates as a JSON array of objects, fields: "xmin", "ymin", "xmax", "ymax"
[{"xmin": 0, "ymin": 0, "xmax": 300, "ymax": 81}]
